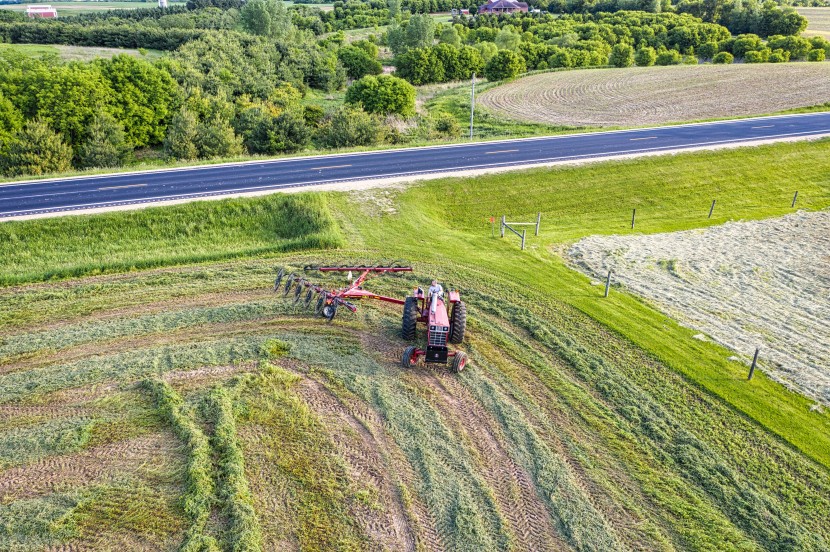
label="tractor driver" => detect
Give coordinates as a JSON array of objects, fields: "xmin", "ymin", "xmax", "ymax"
[{"xmin": 428, "ymin": 280, "xmax": 444, "ymax": 299}]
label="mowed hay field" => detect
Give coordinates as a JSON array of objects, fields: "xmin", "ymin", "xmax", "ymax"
[
  {"xmin": 798, "ymin": 7, "xmax": 830, "ymax": 39},
  {"xmin": 479, "ymin": 64, "xmax": 830, "ymax": 127},
  {"xmin": 2, "ymin": 141, "xmax": 830, "ymax": 549}
]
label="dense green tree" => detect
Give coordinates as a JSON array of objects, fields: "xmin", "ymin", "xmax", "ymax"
[
  {"xmin": 483, "ymin": 50, "xmax": 526, "ymax": 82},
  {"xmin": 163, "ymin": 107, "xmax": 199, "ymax": 160},
  {"xmin": 77, "ymin": 112, "xmax": 131, "ymax": 169},
  {"xmin": 610, "ymin": 43, "xmax": 635, "ymax": 67},
  {"xmin": 345, "ymin": 75, "xmax": 415, "ymax": 117},
  {"xmin": 439, "ymin": 26, "xmax": 461, "ymax": 47},
  {"xmin": 196, "ymin": 115, "xmax": 244, "ymax": 158},
  {"xmin": 315, "ymin": 105, "xmax": 384, "ymax": 148},
  {"xmin": 35, "ymin": 64, "xmax": 114, "ymax": 147},
  {"xmin": 634, "ymin": 46, "xmax": 657, "ymax": 66},
  {"xmin": 395, "ymin": 47, "xmax": 445, "ymax": 85},
  {"xmin": 474, "ymin": 41, "xmax": 498, "ymax": 63},
  {"xmin": 495, "ymin": 26, "xmax": 522, "ymax": 51},
  {"xmin": 387, "ymin": 14, "xmax": 435, "ymax": 55},
  {"xmin": 247, "ymin": 111, "xmax": 310, "ymax": 154},
  {"xmin": 338, "ymin": 45, "xmax": 383, "ymax": 80},
  {"xmin": 732, "ymin": 33, "xmax": 763, "ymax": 57},
  {"xmin": 95, "ymin": 54, "xmax": 181, "ymax": 147},
  {"xmin": 712, "ymin": 51, "xmax": 734, "ymax": 63},
  {"xmin": 388, "ymin": 0, "xmax": 400, "ymax": 21},
  {"xmin": 241, "ymin": 0, "xmax": 293, "ymax": 38},
  {"xmin": 0, "ymin": 93, "xmax": 23, "ymax": 144},
  {"xmin": 0, "ymin": 119, "xmax": 72, "ymax": 177}
]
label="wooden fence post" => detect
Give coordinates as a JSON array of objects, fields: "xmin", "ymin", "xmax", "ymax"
[
  {"xmin": 604, "ymin": 270, "xmax": 612, "ymax": 298},
  {"xmin": 708, "ymin": 199, "xmax": 716, "ymax": 219},
  {"xmin": 631, "ymin": 209, "xmax": 636, "ymax": 229},
  {"xmin": 792, "ymin": 191, "xmax": 798, "ymax": 208}
]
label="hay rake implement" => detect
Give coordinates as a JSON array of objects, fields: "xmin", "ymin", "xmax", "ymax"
[{"xmin": 274, "ymin": 263, "xmax": 412, "ymax": 322}]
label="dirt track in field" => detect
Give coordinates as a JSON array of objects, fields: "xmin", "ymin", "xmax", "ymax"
[
  {"xmin": 569, "ymin": 210, "xmax": 830, "ymax": 405},
  {"xmin": 479, "ymin": 64, "xmax": 830, "ymax": 127}
]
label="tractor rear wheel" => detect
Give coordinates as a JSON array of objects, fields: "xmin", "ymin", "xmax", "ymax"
[
  {"xmin": 401, "ymin": 297, "xmax": 418, "ymax": 340},
  {"xmin": 449, "ymin": 301, "xmax": 467, "ymax": 344},
  {"xmin": 451, "ymin": 352, "xmax": 468, "ymax": 373},
  {"xmin": 274, "ymin": 268, "xmax": 285, "ymax": 291},
  {"xmin": 401, "ymin": 346, "xmax": 418, "ymax": 368}
]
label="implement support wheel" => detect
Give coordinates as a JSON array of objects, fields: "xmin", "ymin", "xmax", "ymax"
[
  {"xmin": 449, "ymin": 301, "xmax": 467, "ymax": 344},
  {"xmin": 402, "ymin": 346, "xmax": 418, "ymax": 368},
  {"xmin": 451, "ymin": 352, "xmax": 468, "ymax": 373},
  {"xmin": 402, "ymin": 296, "xmax": 418, "ymax": 340}
]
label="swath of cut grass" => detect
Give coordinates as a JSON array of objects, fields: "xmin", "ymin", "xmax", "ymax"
[
  {"xmin": 479, "ymin": 64, "xmax": 830, "ymax": 127},
  {"xmin": 0, "ymin": 193, "xmax": 343, "ymax": 286}
]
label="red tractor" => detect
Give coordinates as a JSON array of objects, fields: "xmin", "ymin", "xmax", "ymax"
[{"xmin": 400, "ymin": 285, "xmax": 468, "ymax": 373}]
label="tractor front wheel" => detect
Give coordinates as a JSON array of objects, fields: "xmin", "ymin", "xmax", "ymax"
[
  {"xmin": 451, "ymin": 352, "xmax": 468, "ymax": 373},
  {"xmin": 449, "ymin": 301, "xmax": 467, "ymax": 344},
  {"xmin": 402, "ymin": 296, "xmax": 418, "ymax": 340},
  {"xmin": 402, "ymin": 346, "xmax": 418, "ymax": 368}
]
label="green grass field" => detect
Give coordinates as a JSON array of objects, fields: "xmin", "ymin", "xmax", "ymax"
[
  {"xmin": 0, "ymin": 42, "xmax": 164, "ymax": 61},
  {"xmin": 1, "ymin": 139, "xmax": 829, "ymax": 549},
  {"xmin": 0, "ymin": 1, "xmax": 186, "ymax": 14}
]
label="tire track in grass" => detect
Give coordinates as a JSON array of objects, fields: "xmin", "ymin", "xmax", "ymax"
[
  {"xmin": 286, "ymin": 333, "xmax": 512, "ymax": 551},
  {"xmin": 426, "ymin": 371, "xmax": 569, "ymax": 552},
  {"xmin": 293, "ymin": 373, "xmax": 419, "ymax": 552}
]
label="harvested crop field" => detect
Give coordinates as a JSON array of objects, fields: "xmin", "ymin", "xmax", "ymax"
[
  {"xmin": 479, "ymin": 64, "xmax": 830, "ymax": 127},
  {"xmin": 798, "ymin": 7, "xmax": 830, "ymax": 39},
  {"xmin": 569, "ymin": 210, "xmax": 830, "ymax": 406}
]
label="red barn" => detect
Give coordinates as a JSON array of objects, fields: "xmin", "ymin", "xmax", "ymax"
[
  {"xmin": 477, "ymin": 0, "xmax": 528, "ymax": 14},
  {"xmin": 26, "ymin": 5, "xmax": 58, "ymax": 18}
]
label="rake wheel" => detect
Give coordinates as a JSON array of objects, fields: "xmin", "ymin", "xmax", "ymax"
[
  {"xmin": 283, "ymin": 274, "xmax": 296, "ymax": 297},
  {"xmin": 294, "ymin": 279, "xmax": 305, "ymax": 302},
  {"xmin": 304, "ymin": 288, "xmax": 314, "ymax": 307},
  {"xmin": 274, "ymin": 268, "xmax": 285, "ymax": 291}
]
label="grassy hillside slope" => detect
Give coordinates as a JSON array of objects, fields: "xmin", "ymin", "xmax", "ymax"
[{"xmin": 1, "ymin": 139, "xmax": 829, "ymax": 550}]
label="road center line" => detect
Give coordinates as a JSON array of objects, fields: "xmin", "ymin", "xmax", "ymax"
[
  {"xmin": 485, "ymin": 149, "xmax": 519, "ymax": 154},
  {"xmin": 310, "ymin": 164, "xmax": 352, "ymax": 170},
  {"xmin": 629, "ymin": 136, "xmax": 658, "ymax": 141},
  {"xmin": 751, "ymin": 125, "xmax": 775, "ymax": 129},
  {"xmin": 97, "ymin": 183, "xmax": 148, "ymax": 191}
]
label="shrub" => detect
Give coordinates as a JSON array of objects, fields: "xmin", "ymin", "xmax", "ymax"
[
  {"xmin": 337, "ymin": 44, "xmax": 383, "ymax": 80},
  {"xmin": 315, "ymin": 105, "xmax": 385, "ymax": 148},
  {"xmin": 433, "ymin": 111, "xmax": 460, "ymax": 137},
  {"xmin": 247, "ymin": 111, "xmax": 310, "ymax": 154},
  {"xmin": 697, "ymin": 41, "xmax": 718, "ymax": 60},
  {"xmin": 634, "ymin": 46, "xmax": 656, "ymax": 67},
  {"xmin": 345, "ymin": 75, "xmax": 416, "ymax": 117},
  {"xmin": 609, "ymin": 43, "xmax": 634, "ymax": 67},
  {"xmin": 195, "ymin": 116, "xmax": 244, "ymax": 158},
  {"xmin": 483, "ymin": 50, "xmax": 526, "ymax": 82},
  {"xmin": 712, "ymin": 51, "xmax": 734, "ymax": 64},
  {"xmin": 682, "ymin": 54, "xmax": 698, "ymax": 64},
  {"xmin": 163, "ymin": 108, "xmax": 199, "ymax": 160},
  {"xmin": 1, "ymin": 119, "xmax": 73, "ymax": 177},
  {"xmin": 743, "ymin": 49, "xmax": 767, "ymax": 63},
  {"xmin": 767, "ymin": 49, "xmax": 789, "ymax": 63},
  {"xmin": 655, "ymin": 49, "xmax": 682, "ymax": 65},
  {"xmin": 807, "ymin": 48, "xmax": 826, "ymax": 62}
]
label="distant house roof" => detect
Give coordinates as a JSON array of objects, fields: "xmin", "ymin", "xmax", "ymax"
[{"xmin": 477, "ymin": 0, "xmax": 528, "ymax": 14}]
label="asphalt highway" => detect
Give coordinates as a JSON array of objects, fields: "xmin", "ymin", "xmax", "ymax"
[{"xmin": 2, "ymin": 112, "xmax": 830, "ymax": 219}]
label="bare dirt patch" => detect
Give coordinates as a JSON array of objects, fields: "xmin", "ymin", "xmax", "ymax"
[
  {"xmin": 568, "ymin": 210, "xmax": 830, "ymax": 405},
  {"xmin": 479, "ymin": 64, "xmax": 830, "ymax": 127}
]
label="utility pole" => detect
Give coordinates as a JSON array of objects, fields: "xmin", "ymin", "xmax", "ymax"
[{"xmin": 469, "ymin": 72, "xmax": 476, "ymax": 140}]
